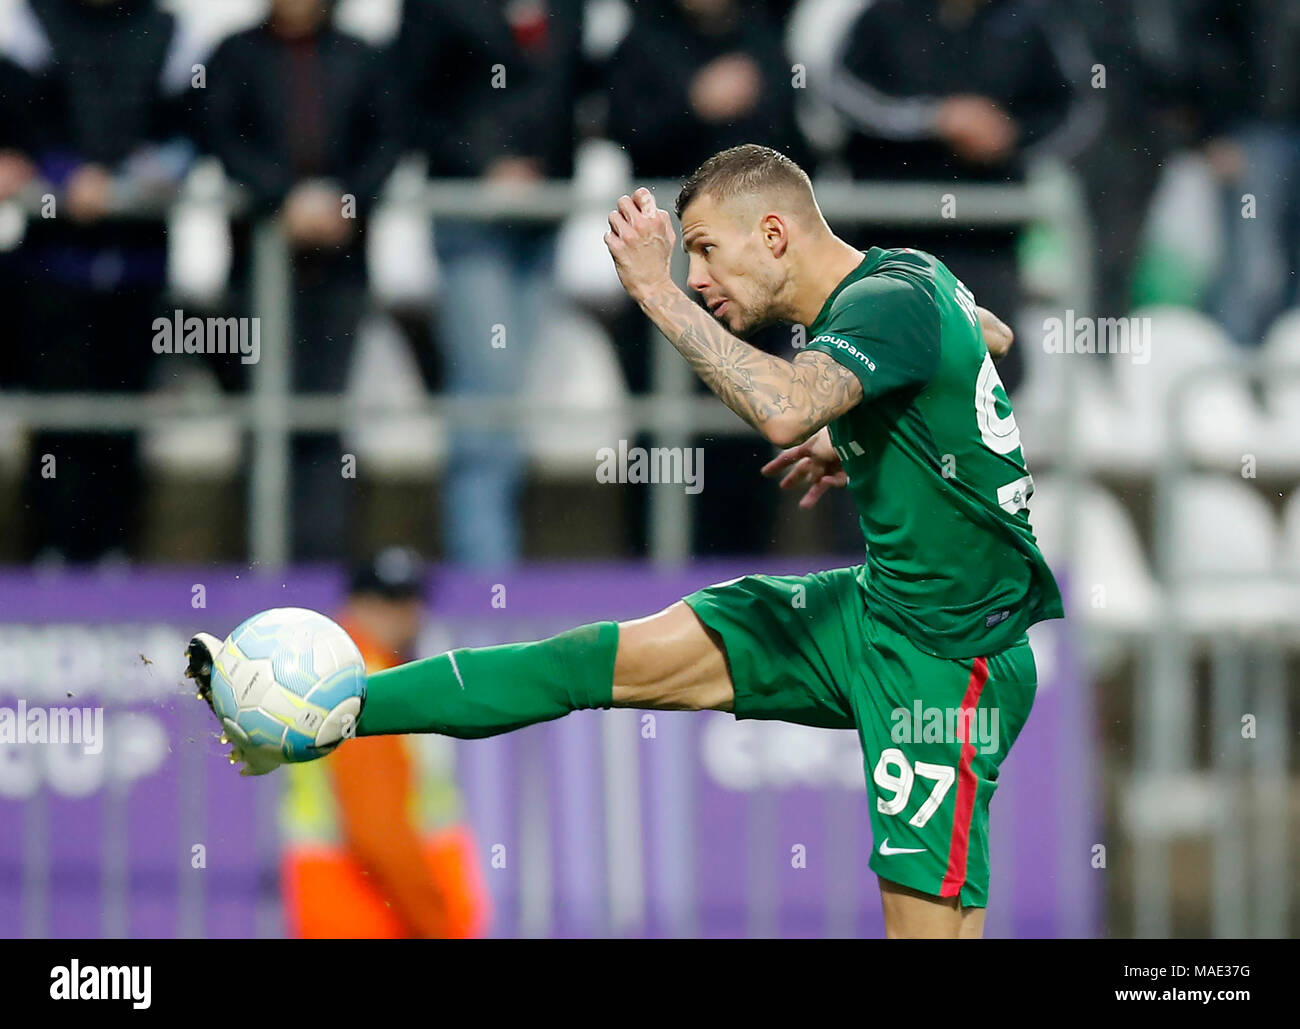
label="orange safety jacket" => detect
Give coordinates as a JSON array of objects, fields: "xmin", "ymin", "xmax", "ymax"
[{"xmin": 279, "ymin": 616, "xmax": 490, "ymax": 938}]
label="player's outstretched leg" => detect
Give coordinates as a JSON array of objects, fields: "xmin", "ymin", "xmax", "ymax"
[
  {"xmin": 355, "ymin": 602, "xmax": 733, "ymax": 740},
  {"xmin": 612, "ymin": 602, "xmax": 734, "ymax": 712}
]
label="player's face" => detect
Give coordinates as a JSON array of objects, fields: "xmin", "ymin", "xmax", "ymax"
[{"xmin": 680, "ymin": 195, "xmax": 784, "ymax": 336}]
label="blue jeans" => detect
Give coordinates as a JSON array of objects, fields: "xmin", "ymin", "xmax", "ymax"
[
  {"xmin": 1210, "ymin": 122, "xmax": 1300, "ymax": 345},
  {"xmin": 433, "ymin": 219, "xmax": 556, "ymax": 566}
]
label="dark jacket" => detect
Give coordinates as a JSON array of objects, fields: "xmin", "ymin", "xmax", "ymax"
[
  {"xmin": 19, "ymin": 0, "xmax": 190, "ymax": 290},
  {"xmin": 605, "ymin": 0, "xmax": 812, "ymax": 178},
  {"xmin": 1193, "ymin": 0, "xmax": 1300, "ymax": 137},
  {"xmin": 25, "ymin": 0, "xmax": 188, "ymax": 166},
  {"xmin": 0, "ymin": 55, "xmax": 40, "ymax": 151},
  {"xmin": 393, "ymin": 0, "xmax": 584, "ymax": 178},
  {"xmin": 823, "ymin": 0, "xmax": 1084, "ymax": 182},
  {"xmin": 204, "ymin": 19, "xmax": 400, "ymax": 219}
]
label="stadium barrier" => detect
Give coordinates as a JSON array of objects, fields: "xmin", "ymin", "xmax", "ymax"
[
  {"xmin": 0, "ymin": 169, "xmax": 1090, "ymax": 568},
  {"xmin": 1130, "ymin": 361, "xmax": 1300, "ymax": 938}
]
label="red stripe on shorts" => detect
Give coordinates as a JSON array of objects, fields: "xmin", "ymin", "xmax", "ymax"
[{"xmin": 940, "ymin": 656, "xmax": 989, "ymax": 898}]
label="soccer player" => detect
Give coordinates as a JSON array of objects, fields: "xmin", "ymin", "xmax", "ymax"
[{"xmin": 187, "ymin": 144, "xmax": 1062, "ymax": 939}]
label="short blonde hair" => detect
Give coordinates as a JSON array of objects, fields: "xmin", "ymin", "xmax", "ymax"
[{"xmin": 675, "ymin": 144, "xmax": 817, "ymax": 222}]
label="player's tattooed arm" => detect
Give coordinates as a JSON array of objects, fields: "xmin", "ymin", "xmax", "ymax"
[
  {"xmin": 637, "ymin": 284, "xmax": 863, "ymax": 446},
  {"xmin": 603, "ymin": 186, "xmax": 859, "ymax": 444}
]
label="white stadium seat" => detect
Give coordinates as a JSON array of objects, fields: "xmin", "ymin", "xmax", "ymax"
[
  {"xmin": 525, "ymin": 306, "xmax": 630, "ymax": 475},
  {"xmin": 368, "ymin": 158, "xmax": 439, "ymax": 306},
  {"xmin": 1167, "ymin": 475, "xmax": 1297, "ymax": 636},
  {"xmin": 1028, "ymin": 476, "xmax": 1160, "ymax": 628},
  {"xmin": 1170, "ymin": 475, "xmax": 1274, "ymax": 575},
  {"xmin": 343, "ymin": 312, "xmax": 442, "ymax": 476},
  {"xmin": 329, "ymin": 303, "xmax": 631, "ymax": 480},
  {"xmin": 1261, "ymin": 306, "xmax": 1300, "ymax": 363},
  {"xmin": 1257, "ymin": 307, "xmax": 1300, "ymax": 474},
  {"xmin": 141, "ymin": 364, "xmax": 242, "ymax": 477},
  {"xmin": 1178, "ymin": 373, "xmax": 1267, "ymax": 471},
  {"xmin": 1280, "ymin": 489, "xmax": 1300, "ymax": 575},
  {"xmin": 334, "ymin": 0, "xmax": 401, "ymax": 45},
  {"xmin": 1063, "ymin": 349, "xmax": 1132, "ymax": 473},
  {"xmin": 1092, "ymin": 306, "xmax": 1236, "ymax": 473},
  {"xmin": 554, "ymin": 140, "xmax": 634, "ymax": 305},
  {"xmin": 167, "ymin": 158, "xmax": 232, "ymax": 304},
  {"xmin": 582, "ymin": 0, "xmax": 633, "ymax": 61}
]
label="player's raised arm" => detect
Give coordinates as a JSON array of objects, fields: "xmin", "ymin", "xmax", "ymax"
[{"xmin": 604, "ymin": 188, "xmax": 862, "ymax": 448}]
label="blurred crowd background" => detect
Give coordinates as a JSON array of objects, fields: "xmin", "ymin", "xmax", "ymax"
[
  {"xmin": 0, "ymin": 0, "xmax": 1291, "ymax": 567},
  {"xmin": 0, "ymin": 0, "xmax": 1297, "ymax": 939}
]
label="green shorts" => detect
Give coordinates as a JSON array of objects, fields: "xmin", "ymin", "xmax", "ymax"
[{"xmin": 683, "ymin": 566, "xmax": 1037, "ymax": 908}]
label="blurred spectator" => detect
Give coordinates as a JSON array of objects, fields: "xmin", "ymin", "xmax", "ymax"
[
  {"xmin": 0, "ymin": 56, "xmax": 37, "ymax": 201},
  {"xmin": 394, "ymin": 0, "xmax": 584, "ymax": 568},
  {"xmin": 0, "ymin": 55, "xmax": 39, "ymax": 393},
  {"xmin": 819, "ymin": 0, "xmax": 1092, "ymax": 395},
  {"xmin": 1196, "ymin": 0, "xmax": 1300, "ymax": 346},
  {"xmin": 281, "ymin": 547, "xmax": 489, "ymax": 938},
  {"xmin": 2, "ymin": 0, "xmax": 202, "ymax": 563},
  {"xmin": 1066, "ymin": 0, "xmax": 1196, "ymax": 320},
  {"xmin": 204, "ymin": 0, "xmax": 401, "ymax": 560},
  {"xmin": 606, "ymin": 0, "xmax": 813, "ymax": 179},
  {"xmin": 605, "ymin": 0, "xmax": 810, "ymax": 556}
]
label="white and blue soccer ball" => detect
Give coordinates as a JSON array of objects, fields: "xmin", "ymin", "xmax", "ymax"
[{"xmin": 206, "ymin": 607, "xmax": 367, "ymax": 763}]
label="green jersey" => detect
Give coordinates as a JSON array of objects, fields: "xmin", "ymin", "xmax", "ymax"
[{"xmin": 804, "ymin": 246, "xmax": 1063, "ymax": 659}]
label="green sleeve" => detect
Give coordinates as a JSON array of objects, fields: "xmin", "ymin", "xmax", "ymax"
[{"xmin": 805, "ymin": 275, "xmax": 941, "ymax": 399}]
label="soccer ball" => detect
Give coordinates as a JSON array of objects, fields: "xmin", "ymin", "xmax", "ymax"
[{"xmin": 205, "ymin": 607, "xmax": 367, "ymax": 763}]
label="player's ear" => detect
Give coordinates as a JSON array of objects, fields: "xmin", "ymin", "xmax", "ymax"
[{"xmin": 762, "ymin": 213, "xmax": 788, "ymax": 258}]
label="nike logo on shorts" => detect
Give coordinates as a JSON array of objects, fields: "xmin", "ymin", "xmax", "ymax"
[{"xmin": 878, "ymin": 837, "xmax": 926, "ymax": 856}]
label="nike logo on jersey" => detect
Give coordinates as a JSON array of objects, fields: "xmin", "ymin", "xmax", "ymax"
[{"xmin": 878, "ymin": 837, "xmax": 926, "ymax": 856}]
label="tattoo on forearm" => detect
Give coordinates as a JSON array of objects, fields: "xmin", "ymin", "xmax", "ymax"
[{"xmin": 641, "ymin": 286, "xmax": 862, "ymax": 439}]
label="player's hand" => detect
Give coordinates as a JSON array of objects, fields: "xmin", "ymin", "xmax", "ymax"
[
  {"xmin": 604, "ymin": 187, "xmax": 676, "ymax": 304},
  {"xmin": 761, "ymin": 427, "xmax": 848, "ymax": 509},
  {"xmin": 184, "ymin": 632, "xmax": 286, "ymax": 777},
  {"xmin": 977, "ymin": 306, "xmax": 1013, "ymax": 361}
]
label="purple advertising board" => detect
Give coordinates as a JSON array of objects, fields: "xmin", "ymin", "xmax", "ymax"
[{"xmin": 0, "ymin": 562, "xmax": 1096, "ymax": 938}]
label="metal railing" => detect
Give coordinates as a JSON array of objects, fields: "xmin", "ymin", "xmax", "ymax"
[
  {"xmin": 1130, "ymin": 359, "xmax": 1300, "ymax": 938},
  {"xmin": 0, "ymin": 167, "xmax": 1088, "ymax": 567}
]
